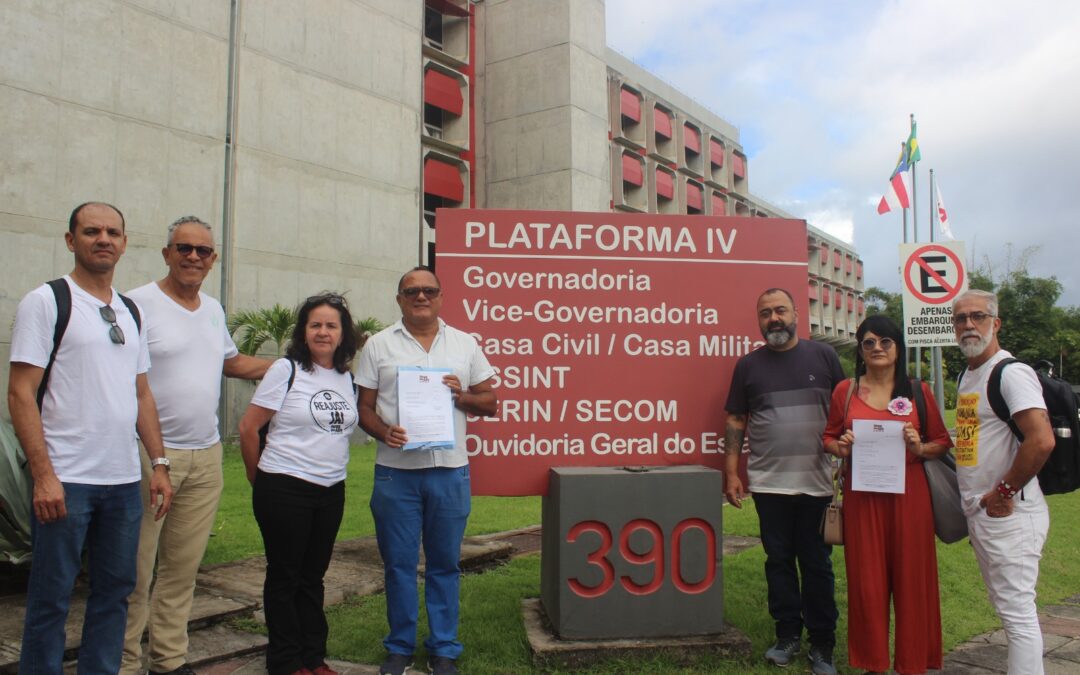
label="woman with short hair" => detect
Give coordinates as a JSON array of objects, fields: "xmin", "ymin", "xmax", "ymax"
[{"xmin": 239, "ymin": 293, "xmax": 359, "ymax": 675}]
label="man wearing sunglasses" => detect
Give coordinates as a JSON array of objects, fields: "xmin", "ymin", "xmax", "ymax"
[
  {"xmin": 723, "ymin": 288, "xmax": 845, "ymax": 675},
  {"xmin": 357, "ymin": 266, "xmax": 497, "ymax": 675},
  {"xmin": 120, "ymin": 216, "xmax": 270, "ymax": 675},
  {"xmin": 953, "ymin": 289, "xmax": 1054, "ymax": 674},
  {"xmin": 8, "ymin": 202, "xmax": 174, "ymax": 673}
]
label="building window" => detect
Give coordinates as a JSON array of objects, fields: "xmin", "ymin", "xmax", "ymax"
[
  {"xmin": 620, "ymin": 87, "xmax": 641, "ymax": 125},
  {"xmin": 423, "ymin": 156, "xmax": 464, "ymax": 227},
  {"xmin": 710, "ymin": 138, "xmax": 724, "ymax": 168},
  {"xmin": 809, "ymin": 281, "xmax": 819, "ymax": 300},
  {"xmin": 622, "ymin": 153, "xmax": 643, "ymax": 187},
  {"xmin": 686, "ymin": 180, "xmax": 703, "ymax": 214},
  {"xmin": 655, "ymin": 106, "xmax": 672, "ymax": 139},
  {"xmin": 712, "ymin": 192, "xmax": 726, "ymax": 216},
  {"xmin": 656, "ymin": 169, "xmax": 674, "ymax": 201},
  {"xmin": 424, "ymin": 5, "xmax": 444, "ymax": 48}
]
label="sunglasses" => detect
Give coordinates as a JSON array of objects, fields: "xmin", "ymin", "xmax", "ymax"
[
  {"xmin": 307, "ymin": 293, "xmax": 348, "ymax": 307},
  {"xmin": 399, "ymin": 286, "xmax": 441, "ymax": 298},
  {"xmin": 952, "ymin": 311, "xmax": 994, "ymax": 326},
  {"xmin": 861, "ymin": 337, "xmax": 895, "ymax": 351},
  {"xmin": 99, "ymin": 305, "xmax": 125, "ymax": 345},
  {"xmin": 171, "ymin": 243, "xmax": 215, "ymax": 259}
]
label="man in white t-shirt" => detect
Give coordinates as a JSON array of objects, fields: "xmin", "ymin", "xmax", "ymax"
[
  {"xmin": 357, "ymin": 267, "xmax": 497, "ymax": 675},
  {"xmin": 953, "ymin": 289, "xmax": 1055, "ymax": 675},
  {"xmin": 119, "ymin": 216, "xmax": 270, "ymax": 675},
  {"xmin": 7, "ymin": 202, "xmax": 174, "ymax": 674}
]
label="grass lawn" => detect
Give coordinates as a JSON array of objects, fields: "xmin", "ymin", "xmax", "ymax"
[{"xmin": 213, "ymin": 444, "xmax": 1080, "ymax": 673}]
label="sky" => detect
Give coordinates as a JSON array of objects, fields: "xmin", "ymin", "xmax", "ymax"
[{"xmin": 605, "ymin": 0, "xmax": 1080, "ymax": 306}]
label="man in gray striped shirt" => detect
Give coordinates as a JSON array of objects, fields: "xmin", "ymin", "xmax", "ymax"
[{"xmin": 724, "ymin": 288, "xmax": 845, "ymax": 675}]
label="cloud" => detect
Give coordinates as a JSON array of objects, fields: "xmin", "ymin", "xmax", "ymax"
[{"xmin": 605, "ymin": 0, "xmax": 1080, "ymax": 304}]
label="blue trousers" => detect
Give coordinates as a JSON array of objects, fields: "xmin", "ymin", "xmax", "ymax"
[
  {"xmin": 370, "ymin": 465, "xmax": 471, "ymax": 659},
  {"xmin": 753, "ymin": 492, "xmax": 838, "ymax": 650},
  {"xmin": 21, "ymin": 481, "xmax": 142, "ymax": 674}
]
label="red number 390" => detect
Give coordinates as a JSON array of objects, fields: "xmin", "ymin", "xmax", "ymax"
[{"xmin": 565, "ymin": 518, "xmax": 716, "ymax": 598}]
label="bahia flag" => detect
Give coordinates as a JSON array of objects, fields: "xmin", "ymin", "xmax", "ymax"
[
  {"xmin": 877, "ymin": 144, "xmax": 911, "ymax": 214},
  {"xmin": 936, "ymin": 183, "xmax": 954, "ymax": 240}
]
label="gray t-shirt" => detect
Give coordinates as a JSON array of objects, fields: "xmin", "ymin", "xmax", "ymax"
[{"xmin": 725, "ymin": 339, "xmax": 845, "ymax": 496}]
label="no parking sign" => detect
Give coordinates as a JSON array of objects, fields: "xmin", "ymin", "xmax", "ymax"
[{"xmin": 899, "ymin": 242, "xmax": 967, "ymax": 347}]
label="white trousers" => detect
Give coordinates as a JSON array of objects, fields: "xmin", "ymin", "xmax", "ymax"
[{"xmin": 967, "ymin": 505, "xmax": 1050, "ymax": 675}]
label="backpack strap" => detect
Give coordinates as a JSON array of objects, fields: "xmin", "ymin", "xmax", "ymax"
[
  {"xmin": 119, "ymin": 292, "xmax": 142, "ymax": 333},
  {"xmin": 987, "ymin": 358, "xmax": 1024, "ymax": 441},
  {"xmin": 287, "ymin": 359, "xmax": 297, "ymax": 391},
  {"xmin": 37, "ymin": 279, "xmax": 73, "ymax": 409}
]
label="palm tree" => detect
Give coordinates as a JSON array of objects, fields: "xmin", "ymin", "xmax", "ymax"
[
  {"xmin": 228, "ymin": 304, "xmax": 296, "ymax": 357},
  {"xmin": 355, "ymin": 316, "xmax": 387, "ymax": 351}
]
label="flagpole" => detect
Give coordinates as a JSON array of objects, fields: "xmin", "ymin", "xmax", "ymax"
[
  {"xmin": 930, "ymin": 168, "xmax": 945, "ymax": 417},
  {"xmin": 910, "ymin": 114, "xmax": 921, "ymax": 381}
]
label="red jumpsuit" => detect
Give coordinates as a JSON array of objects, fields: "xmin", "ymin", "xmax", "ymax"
[{"xmin": 823, "ymin": 380, "xmax": 952, "ymax": 674}]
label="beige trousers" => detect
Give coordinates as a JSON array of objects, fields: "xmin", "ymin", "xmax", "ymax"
[{"xmin": 120, "ymin": 443, "xmax": 224, "ymax": 674}]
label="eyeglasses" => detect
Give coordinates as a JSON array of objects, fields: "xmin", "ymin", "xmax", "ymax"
[
  {"xmin": 170, "ymin": 243, "xmax": 215, "ymax": 259},
  {"xmin": 308, "ymin": 293, "xmax": 347, "ymax": 307},
  {"xmin": 952, "ymin": 311, "xmax": 995, "ymax": 326},
  {"xmin": 399, "ymin": 286, "xmax": 441, "ymax": 298},
  {"xmin": 861, "ymin": 337, "xmax": 895, "ymax": 352},
  {"xmin": 99, "ymin": 305, "xmax": 125, "ymax": 345}
]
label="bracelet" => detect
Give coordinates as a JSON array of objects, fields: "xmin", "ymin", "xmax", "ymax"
[{"xmin": 997, "ymin": 480, "xmax": 1019, "ymax": 500}]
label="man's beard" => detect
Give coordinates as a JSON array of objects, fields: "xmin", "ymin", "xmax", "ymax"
[
  {"xmin": 958, "ymin": 328, "xmax": 992, "ymax": 358},
  {"xmin": 764, "ymin": 321, "xmax": 796, "ymax": 348}
]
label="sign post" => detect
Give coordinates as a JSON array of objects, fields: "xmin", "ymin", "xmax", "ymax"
[{"xmin": 899, "ymin": 242, "xmax": 967, "ymax": 348}]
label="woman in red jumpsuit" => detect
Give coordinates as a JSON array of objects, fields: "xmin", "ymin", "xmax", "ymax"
[{"xmin": 823, "ymin": 315, "xmax": 952, "ymax": 674}]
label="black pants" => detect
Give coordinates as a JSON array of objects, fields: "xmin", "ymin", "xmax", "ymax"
[
  {"xmin": 253, "ymin": 470, "xmax": 345, "ymax": 675},
  {"xmin": 753, "ymin": 492, "xmax": 838, "ymax": 651}
]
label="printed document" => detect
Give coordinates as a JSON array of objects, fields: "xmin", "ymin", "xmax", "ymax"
[
  {"xmin": 397, "ymin": 367, "xmax": 455, "ymax": 450},
  {"xmin": 851, "ymin": 419, "xmax": 906, "ymax": 493}
]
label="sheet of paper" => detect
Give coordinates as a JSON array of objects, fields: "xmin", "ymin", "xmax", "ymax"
[
  {"xmin": 397, "ymin": 367, "xmax": 455, "ymax": 451},
  {"xmin": 851, "ymin": 419, "xmax": 906, "ymax": 494}
]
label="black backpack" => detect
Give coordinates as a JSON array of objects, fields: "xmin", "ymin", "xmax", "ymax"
[
  {"xmin": 37, "ymin": 278, "xmax": 142, "ymax": 409},
  {"xmin": 983, "ymin": 358, "xmax": 1080, "ymax": 496}
]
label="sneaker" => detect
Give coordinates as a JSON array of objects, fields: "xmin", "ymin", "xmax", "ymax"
[
  {"xmin": 763, "ymin": 638, "xmax": 801, "ymax": 666},
  {"xmin": 150, "ymin": 665, "xmax": 197, "ymax": 675},
  {"xmin": 379, "ymin": 652, "xmax": 413, "ymax": 675},
  {"xmin": 427, "ymin": 656, "xmax": 459, "ymax": 675},
  {"xmin": 310, "ymin": 664, "xmax": 339, "ymax": 675},
  {"xmin": 807, "ymin": 646, "xmax": 837, "ymax": 675}
]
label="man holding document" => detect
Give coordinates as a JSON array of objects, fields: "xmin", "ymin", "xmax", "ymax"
[{"xmin": 357, "ymin": 266, "xmax": 497, "ymax": 675}]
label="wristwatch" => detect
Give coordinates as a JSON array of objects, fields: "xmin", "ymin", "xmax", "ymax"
[{"xmin": 151, "ymin": 457, "xmax": 171, "ymax": 471}]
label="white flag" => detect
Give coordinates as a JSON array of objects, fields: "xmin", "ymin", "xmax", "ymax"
[{"xmin": 936, "ymin": 183, "xmax": 954, "ymax": 240}]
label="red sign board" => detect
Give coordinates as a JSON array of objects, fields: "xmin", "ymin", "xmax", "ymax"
[{"xmin": 436, "ymin": 209, "xmax": 809, "ymax": 495}]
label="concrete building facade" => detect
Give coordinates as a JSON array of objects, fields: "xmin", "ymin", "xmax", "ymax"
[{"xmin": 1, "ymin": 0, "xmax": 862, "ymax": 424}]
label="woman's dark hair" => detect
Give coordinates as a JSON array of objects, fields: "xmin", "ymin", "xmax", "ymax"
[
  {"xmin": 285, "ymin": 292, "xmax": 358, "ymax": 374},
  {"xmin": 854, "ymin": 314, "xmax": 913, "ymax": 400}
]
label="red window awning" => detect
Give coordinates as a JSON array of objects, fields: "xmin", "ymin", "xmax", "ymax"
[
  {"xmin": 620, "ymin": 88, "xmax": 640, "ymax": 123},
  {"xmin": 834, "ymin": 289, "xmax": 842, "ymax": 307},
  {"xmin": 710, "ymin": 138, "xmax": 724, "ymax": 167},
  {"xmin": 686, "ymin": 182, "xmax": 703, "ymax": 210},
  {"xmin": 858, "ymin": 298, "xmax": 865, "ymax": 314},
  {"xmin": 809, "ymin": 282, "xmax": 819, "ymax": 300},
  {"xmin": 845, "ymin": 255, "xmax": 853, "ymax": 273},
  {"xmin": 847, "ymin": 294, "xmax": 855, "ymax": 311},
  {"xmin": 621, "ymin": 153, "xmax": 643, "ymax": 186},
  {"xmin": 424, "ymin": 158, "xmax": 463, "ymax": 202},
  {"xmin": 655, "ymin": 108, "xmax": 672, "ymax": 139},
  {"xmin": 424, "ymin": 69, "xmax": 463, "ymax": 116},
  {"xmin": 856, "ymin": 261, "xmax": 863, "ymax": 279},
  {"xmin": 656, "ymin": 170, "xmax": 674, "ymax": 200},
  {"xmin": 426, "ymin": 0, "xmax": 469, "ymax": 18},
  {"xmin": 732, "ymin": 154, "xmax": 746, "ymax": 178},
  {"xmin": 684, "ymin": 125, "xmax": 700, "ymax": 153},
  {"xmin": 712, "ymin": 193, "xmax": 726, "ymax": 215},
  {"xmin": 820, "ymin": 243, "xmax": 829, "ymax": 265},
  {"xmin": 833, "ymin": 250, "xmax": 842, "ymax": 268},
  {"xmin": 823, "ymin": 286, "xmax": 831, "ymax": 305}
]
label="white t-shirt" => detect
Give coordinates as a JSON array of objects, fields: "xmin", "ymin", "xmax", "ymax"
[
  {"xmin": 252, "ymin": 358, "xmax": 357, "ymax": 487},
  {"xmin": 9, "ymin": 276, "xmax": 150, "ymax": 484},
  {"xmin": 126, "ymin": 282, "xmax": 239, "ymax": 449},
  {"xmin": 956, "ymin": 349, "xmax": 1047, "ymax": 515},
  {"xmin": 356, "ymin": 319, "xmax": 495, "ymax": 470}
]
